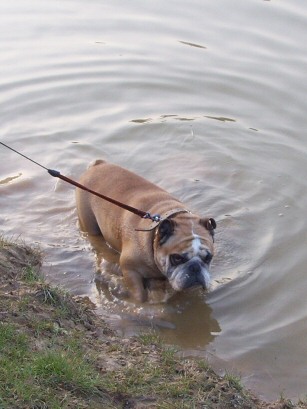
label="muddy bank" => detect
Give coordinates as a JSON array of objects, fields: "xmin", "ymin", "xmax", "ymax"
[{"xmin": 0, "ymin": 236, "xmax": 305, "ymax": 409}]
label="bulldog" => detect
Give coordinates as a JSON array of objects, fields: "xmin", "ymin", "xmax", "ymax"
[{"xmin": 76, "ymin": 160, "xmax": 216, "ymax": 303}]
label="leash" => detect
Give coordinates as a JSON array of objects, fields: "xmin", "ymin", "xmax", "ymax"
[{"xmin": 0, "ymin": 141, "xmax": 162, "ymax": 223}]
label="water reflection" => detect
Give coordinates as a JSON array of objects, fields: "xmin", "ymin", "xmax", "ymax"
[{"xmin": 158, "ymin": 291, "xmax": 221, "ymax": 349}]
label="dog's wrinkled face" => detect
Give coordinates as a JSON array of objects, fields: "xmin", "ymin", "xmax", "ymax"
[{"xmin": 154, "ymin": 214, "xmax": 216, "ymax": 292}]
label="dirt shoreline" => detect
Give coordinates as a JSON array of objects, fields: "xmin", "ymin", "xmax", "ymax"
[{"xmin": 0, "ymin": 236, "xmax": 305, "ymax": 409}]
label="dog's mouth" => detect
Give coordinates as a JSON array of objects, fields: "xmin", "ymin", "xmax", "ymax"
[
  {"xmin": 168, "ymin": 268, "xmax": 211, "ymax": 292},
  {"xmin": 169, "ymin": 280, "xmax": 209, "ymax": 293}
]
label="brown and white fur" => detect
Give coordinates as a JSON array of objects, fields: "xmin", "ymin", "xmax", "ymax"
[{"xmin": 76, "ymin": 160, "xmax": 216, "ymax": 303}]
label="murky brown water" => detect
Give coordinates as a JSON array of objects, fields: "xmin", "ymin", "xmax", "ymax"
[{"xmin": 1, "ymin": 0, "xmax": 307, "ymax": 401}]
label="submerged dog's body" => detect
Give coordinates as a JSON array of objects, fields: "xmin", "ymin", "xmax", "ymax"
[{"xmin": 76, "ymin": 160, "xmax": 216, "ymax": 302}]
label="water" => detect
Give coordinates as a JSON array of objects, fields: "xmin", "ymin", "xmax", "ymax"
[{"xmin": 1, "ymin": 0, "xmax": 307, "ymax": 401}]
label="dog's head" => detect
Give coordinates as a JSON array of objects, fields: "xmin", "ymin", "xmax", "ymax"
[{"xmin": 153, "ymin": 213, "xmax": 216, "ymax": 292}]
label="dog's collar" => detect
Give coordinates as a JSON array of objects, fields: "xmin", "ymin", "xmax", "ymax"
[{"xmin": 135, "ymin": 208, "xmax": 191, "ymax": 232}]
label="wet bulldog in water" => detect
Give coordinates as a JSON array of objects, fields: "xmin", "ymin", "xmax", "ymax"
[{"xmin": 76, "ymin": 160, "xmax": 216, "ymax": 303}]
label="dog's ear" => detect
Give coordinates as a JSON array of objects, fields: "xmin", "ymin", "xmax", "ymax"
[
  {"xmin": 200, "ymin": 217, "xmax": 216, "ymax": 230},
  {"xmin": 199, "ymin": 218, "xmax": 216, "ymax": 239},
  {"xmin": 157, "ymin": 219, "xmax": 176, "ymax": 245}
]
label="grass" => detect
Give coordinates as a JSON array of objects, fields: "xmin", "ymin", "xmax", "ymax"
[
  {"xmin": 0, "ymin": 323, "xmax": 55, "ymax": 407},
  {"xmin": 0, "ymin": 237, "xmax": 116, "ymax": 408},
  {"xmin": 0, "ymin": 323, "xmax": 104, "ymax": 408},
  {"xmin": 0, "ymin": 322, "xmax": 28, "ymax": 357},
  {"xmin": 21, "ymin": 265, "xmax": 41, "ymax": 283},
  {"xmin": 138, "ymin": 330, "xmax": 162, "ymax": 346},
  {"xmin": 32, "ymin": 350, "xmax": 100, "ymax": 394},
  {"xmin": 224, "ymin": 371, "xmax": 244, "ymax": 392}
]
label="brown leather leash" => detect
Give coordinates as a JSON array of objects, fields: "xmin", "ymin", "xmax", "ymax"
[{"xmin": 0, "ymin": 141, "xmax": 162, "ymax": 223}]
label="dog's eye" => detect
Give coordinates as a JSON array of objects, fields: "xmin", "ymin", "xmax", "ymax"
[
  {"xmin": 202, "ymin": 252, "xmax": 213, "ymax": 264},
  {"xmin": 170, "ymin": 254, "xmax": 187, "ymax": 266}
]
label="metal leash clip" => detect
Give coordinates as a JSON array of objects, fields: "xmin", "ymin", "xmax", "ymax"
[
  {"xmin": 143, "ymin": 213, "xmax": 161, "ymax": 222},
  {"xmin": 136, "ymin": 209, "xmax": 190, "ymax": 232}
]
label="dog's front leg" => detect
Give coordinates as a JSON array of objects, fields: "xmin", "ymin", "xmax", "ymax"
[{"xmin": 121, "ymin": 264, "xmax": 147, "ymax": 303}]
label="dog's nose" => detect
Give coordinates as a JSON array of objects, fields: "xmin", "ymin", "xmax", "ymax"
[{"xmin": 188, "ymin": 261, "xmax": 201, "ymax": 274}]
